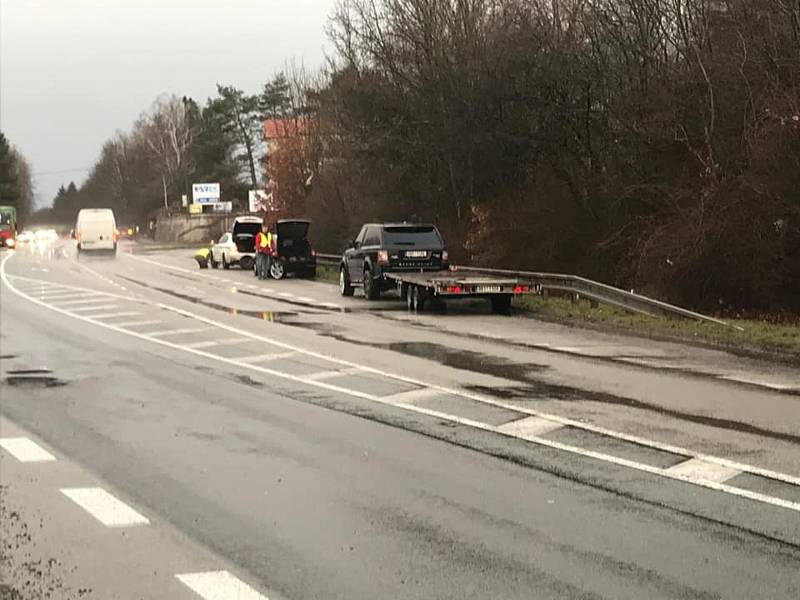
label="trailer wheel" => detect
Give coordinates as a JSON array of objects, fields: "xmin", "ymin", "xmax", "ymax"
[{"xmin": 490, "ymin": 295, "xmax": 512, "ymax": 315}]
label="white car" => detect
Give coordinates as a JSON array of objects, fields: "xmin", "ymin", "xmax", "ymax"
[{"xmin": 209, "ymin": 216, "xmax": 262, "ymax": 270}]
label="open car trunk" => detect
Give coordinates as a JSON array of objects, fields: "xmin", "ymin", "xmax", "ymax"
[
  {"xmin": 233, "ymin": 220, "xmax": 261, "ymax": 253},
  {"xmin": 276, "ymin": 220, "xmax": 311, "ymax": 258}
]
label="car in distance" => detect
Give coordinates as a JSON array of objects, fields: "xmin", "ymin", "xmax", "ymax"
[
  {"xmin": 269, "ymin": 219, "xmax": 316, "ymax": 280},
  {"xmin": 339, "ymin": 223, "xmax": 448, "ymax": 299},
  {"xmin": 75, "ymin": 208, "xmax": 118, "ymax": 254},
  {"xmin": 209, "ymin": 215, "xmax": 262, "ymax": 271}
]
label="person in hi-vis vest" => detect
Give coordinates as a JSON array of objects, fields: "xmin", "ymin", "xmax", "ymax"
[{"xmin": 255, "ymin": 222, "xmax": 273, "ymax": 280}]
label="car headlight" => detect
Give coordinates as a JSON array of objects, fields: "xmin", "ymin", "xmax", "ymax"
[{"xmin": 6, "ymin": 238, "xmax": 15, "ymax": 248}]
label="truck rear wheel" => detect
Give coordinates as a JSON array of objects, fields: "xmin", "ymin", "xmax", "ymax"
[{"xmin": 490, "ymin": 295, "xmax": 512, "ymax": 315}]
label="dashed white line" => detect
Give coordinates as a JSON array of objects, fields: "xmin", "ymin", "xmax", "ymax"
[
  {"xmin": 719, "ymin": 375, "xmax": 799, "ymax": 391},
  {"xmin": 70, "ymin": 304, "xmax": 119, "ymax": 312},
  {"xmin": 278, "ymin": 292, "xmax": 293, "ymax": 298},
  {"xmin": 185, "ymin": 338, "xmax": 251, "ymax": 349},
  {"xmin": 0, "ymin": 437, "xmax": 56, "ymax": 462},
  {"xmin": 234, "ymin": 351, "xmax": 296, "ymax": 364},
  {"xmin": 176, "ymin": 571, "xmax": 268, "ymax": 600},
  {"xmin": 667, "ymin": 457, "xmax": 742, "ymax": 484},
  {"xmin": 88, "ymin": 311, "xmax": 142, "ymax": 320},
  {"xmin": 297, "ymin": 296, "xmax": 316, "ymax": 303},
  {"xmin": 50, "ymin": 297, "xmax": 111, "ymax": 307},
  {"xmin": 498, "ymin": 416, "xmax": 564, "ymax": 438},
  {"xmin": 307, "ymin": 367, "xmax": 364, "ymax": 381},
  {"xmin": 115, "ymin": 319, "xmax": 162, "ymax": 328},
  {"xmin": 383, "ymin": 387, "xmax": 443, "ymax": 404},
  {"xmin": 60, "ymin": 487, "xmax": 149, "ymax": 527},
  {"xmin": 143, "ymin": 327, "xmax": 207, "ymax": 337}
]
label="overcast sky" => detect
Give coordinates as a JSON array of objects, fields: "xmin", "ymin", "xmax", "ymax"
[{"xmin": 0, "ymin": 0, "xmax": 338, "ymax": 207}]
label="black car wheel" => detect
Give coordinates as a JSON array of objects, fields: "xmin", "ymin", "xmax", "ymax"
[
  {"xmin": 209, "ymin": 253, "xmax": 218, "ymax": 269},
  {"xmin": 239, "ymin": 255, "xmax": 254, "ymax": 271},
  {"xmin": 270, "ymin": 259, "xmax": 286, "ymax": 280},
  {"xmin": 363, "ymin": 267, "xmax": 380, "ymax": 300},
  {"xmin": 222, "ymin": 254, "xmax": 230, "ymax": 270},
  {"xmin": 340, "ymin": 267, "xmax": 354, "ymax": 296}
]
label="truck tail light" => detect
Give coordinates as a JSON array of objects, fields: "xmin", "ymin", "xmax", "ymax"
[
  {"xmin": 446, "ymin": 285, "xmax": 462, "ymax": 294},
  {"xmin": 311, "ymin": 249, "xmax": 317, "ymax": 257},
  {"xmin": 514, "ymin": 284, "xmax": 530, "ymax": 294},
  {"xmin": 377, "ymin": 249, "xmax": 389, "ymax": 264}
]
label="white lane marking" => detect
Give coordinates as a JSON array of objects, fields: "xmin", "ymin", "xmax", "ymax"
[
  {"xmin": 176, "ymin": 571, "xmax": 268, "ymax": 600},
  {"xmin": 71, "ymin": 304, "xmax": 119, "ymax": 312},
  {"xmin": 667, "ymin": 458, "xmax": 742, "ymax": 484},
  {"xmin": 719, "ymin": 375, "xmax": 800, "ymax": 391},
  {"xmin": 307, "ymin": 367, "xmax": 364, "ymax": 381},
  {"xmin": 185, "ymin": 338, "xmax": 251, "ymax": 349},
  {"xmin": 297, "ymin": 296, "xmax": 316, "ymax": 303},
  {"xmin": 553, "ymin": 346, "xmax": 585, "ymax": 353},
  {"xmin": 50, "ymin": 297, "xmax": 112, "ymax": 307},
  {"xmin": 88, "ymin": 311, "xmax": 141, "ymax": 320},
  {"xmin": 383, "ymin": 387, "xmax": 444, "ymax": 404},
  {"xmin": 6, "ymin": 260, "xmax": 800, "ymax": 512},
  {"xmin": 60, "ymin": 487, "xmax": 149, "ymax": 527},
  {"xmin": 115, "ymin": 319, "xmax": 162, "ymax": 328},
  {"xmin": 0, "ymin": 437, "xmax": 56, "ymax": 462},
  {"xmin": 320, "ymin": 302, "xmax": 342, "ymax": 309},
  {"xmin": 235, "ymin": 351, "xmax": 296, "ymax": 364},
  {"xmin": 36, "ymin": 292, "xmax": 96, "ymax": 301},
  {"xmin": 498, "ymin": 416, "xmax": 564, "ymax": 438},
  {"xmin": 278, "ymin": 292, "xmax": 293, "ymax": 298},
  {"xmin": 143, "ymin": 327, "xmax": 207, "ymax": 338}
]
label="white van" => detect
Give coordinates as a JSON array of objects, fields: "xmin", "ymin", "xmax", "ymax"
[{"xmin": 75, "ymin": 208, "xmax": 118, "ymax": 254}]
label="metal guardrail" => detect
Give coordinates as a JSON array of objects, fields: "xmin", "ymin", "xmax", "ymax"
[{"xmin": 315, "ymin": 253, "xmax": 736, "ymax": 329}]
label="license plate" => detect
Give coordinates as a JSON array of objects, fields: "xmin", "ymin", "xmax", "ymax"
[
  {"xmin": 405, "ymin": 250, "xmax": 427, "ymax": 258},
  {"xmin": 477, "ymin": 285, "xmax": 501, "ymax": 293}
]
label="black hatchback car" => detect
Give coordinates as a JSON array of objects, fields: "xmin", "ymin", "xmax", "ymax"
[
  {"xmin": 269, "ymin": 219, "xmax": 316, "ymax": 279},
  {"xmin": 339, "ymin": 223, "xmax": 449, "ymax": 299}
]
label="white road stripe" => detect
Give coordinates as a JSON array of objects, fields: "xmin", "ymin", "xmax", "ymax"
[
  {"xmin": 0, "ymin": 437, "xmax": 56, "ymax": 462},
  {"xmin": 297, "ymin": 296, "xmax": 316, "ymax": 303},
  {"xmin": 278, "ymin": 292, "xmax": 293, "ymax": 298},
  {"xmin": 320, "ymin": 302, "xmax": 342, "ymax": 309},
  {"xmin": 383, "ymin": 387, "xmax": 443, "ymax": 404},
  {"xmin": 38, "ymin": 292, "xmax": 96, "ymax": 301},
  {"xmin": 176, "ymin": 571, "xmax": 268, "ymax": 600},
  {"xmin": 667, "ymin": 458, "xmax": 742, "ymax": 484},
  {"xmin": 235, "ymin": 351, "xmax": 296, "ymax": 364},
  {"xmin": 498, "ymin": 416, "xmax": 564, "ymax": 438},
  {"xmin": 143, "ymin": 327, "xmax": 207, "ymax": 337},
  {"xmin": 307, "ymin": 367, "xmax": 364, "ymax": 381},
  {"xmin": 88, "ymin": 311, "xmax": 141, "ymax": 320},
  {"xmin": 185, "ymin": 338, "xmax": 250, "ymax": 349},
  {"xmin": 719, "ymin": 375, "xmax": 799, "ymax": 391},
  {"xmin": 116, "ymin": 319, "xmax": 162, "ymax": 328},
  {"xmin": 71, "ymin": 304, "xmax": 118, "ymax": 312},
  {"xmin": 50, "ymin": 297, "xmax": 111, "ymax": 307},
  {"xmin": 60, "ymin": 487, "xmax": 149, "ymax": 527},
  {"xmin": 553, "ymin": 346, "xmax": 585, "ymax": 353}
]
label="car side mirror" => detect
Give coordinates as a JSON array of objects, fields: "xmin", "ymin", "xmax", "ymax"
[{"xmin": 350, "ymin": 240, "xmax": 360, "ymax": 249}]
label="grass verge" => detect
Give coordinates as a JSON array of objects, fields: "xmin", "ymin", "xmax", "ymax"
[{"xmin": 515, "ymin": 294, "xmax": 800, "ymax": 362}]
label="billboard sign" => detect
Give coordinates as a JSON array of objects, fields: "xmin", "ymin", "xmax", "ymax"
[
  {"xmin": 248, "ymin": 189, "xmax": 271, "ymax": 213},
  {"xmin": 192, "ymin": 183, "xmax": 221, "ymax": 205}
]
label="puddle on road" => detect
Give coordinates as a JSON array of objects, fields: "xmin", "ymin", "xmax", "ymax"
[{"xmin": 4, "ymin": 375, "xmax": 67, "ymax": 388}]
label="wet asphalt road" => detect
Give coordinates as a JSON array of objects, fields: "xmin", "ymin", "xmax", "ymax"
[{"xmin": 1, "ymin": 240, "xmax": 799, "ymax": 599}]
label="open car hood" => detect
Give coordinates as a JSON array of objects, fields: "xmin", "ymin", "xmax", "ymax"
[{"xmin": 276, "ymin": 220, "xmax": 310, "ymax": 240}]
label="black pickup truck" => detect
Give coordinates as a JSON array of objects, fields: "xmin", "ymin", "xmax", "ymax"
[{"xmin": 339, "ymin": 223, "xmax": 536, "ymax": 313}]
